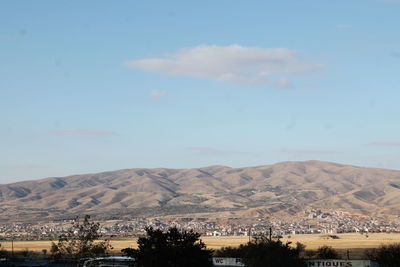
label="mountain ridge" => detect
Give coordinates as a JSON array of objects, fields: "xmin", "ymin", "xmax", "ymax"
[{"xmin": 1, "ymin": 160, "xmax": 400, "ymax": 222}]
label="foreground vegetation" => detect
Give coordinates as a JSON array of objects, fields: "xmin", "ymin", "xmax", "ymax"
[
  {"xmin": 121, "ymin": 227, "xmax": 213, "ymax": 267},
  {"xmin": 3, "ymin": 217, "xmax": 400, "ymax": 266}
]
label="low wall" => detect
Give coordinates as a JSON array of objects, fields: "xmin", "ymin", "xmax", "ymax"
[
  {"xmin": 305, "ymin": 259, "xmax": 378, "ymax": 267},
  {"xmin": 212, "ymin": 258, "xmax": 379, "ymax": 267},
  {"xmin": 213, "ymin": 257, "xmax": 244, "ymax": 266}
]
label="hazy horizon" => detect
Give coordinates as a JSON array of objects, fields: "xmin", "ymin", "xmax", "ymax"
[{"xmin": 3, "ymin": 159, "xmax": 400, "ymax": 185}]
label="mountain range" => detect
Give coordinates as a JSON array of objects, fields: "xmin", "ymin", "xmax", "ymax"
[{"xmin": 1, "ymin": 160, "xmax": 400, "ymax": 222}]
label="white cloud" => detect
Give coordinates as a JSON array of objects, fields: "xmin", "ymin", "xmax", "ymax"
[
  {"xmin": 149, "ymin": 89, "xmax": 166, "ymax": 99},
  {"xmin": 50, "ymin": 129, "xmax": 116, "ymax": 136},
  {"xmin": 127, "ymin": 45, "xmax": 323, "ymax": 87}
]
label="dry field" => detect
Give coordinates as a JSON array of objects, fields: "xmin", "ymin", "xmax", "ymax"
[{"xmin": 1, "ymin": 233, "xmax": 400, "ymax": 253}]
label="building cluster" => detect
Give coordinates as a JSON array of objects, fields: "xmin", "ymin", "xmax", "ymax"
[{"xmin": 1, "ymin": 209, "xmax": 400, "ymax": 241}]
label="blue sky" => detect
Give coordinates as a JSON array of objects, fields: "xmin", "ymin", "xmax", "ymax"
[{"xmin": 1, "ymin": 0, "xmax": 400, "ymax": 183}]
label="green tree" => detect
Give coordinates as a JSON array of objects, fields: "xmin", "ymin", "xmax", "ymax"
[
  {"xmin": 50, "ymin": 215, "xmax": 112, "ymax": 260},
  {"xmin": 366, "ymin": 243, "xmax": 400, "ymax": 267},
  {"xmin": 126, "ymin": 226, "xmax": 212, "ymax": 267},
  {"xmin": 316, "ymin": 245, "xmax": 340, "ymax": 259}
]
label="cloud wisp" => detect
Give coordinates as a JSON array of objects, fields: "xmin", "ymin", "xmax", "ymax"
[
  {"xmin": 127, "ymin": 45, "xmax": 323, "ymax": 87},
  {"xmin": 374, "ymin": 0, "xmax": 400, "ymax": 3},
  {"xmin": 369, "ymin": 142, "xmax": 400, "ymax": 146},
  {"xmin": 50, "ymin": 129, "xmax": 117, "ymax": 136},
  {"xmin": 335, "ymin": 24, "xmax": 352, "ymax": 29},
  {"xmin": 281, "ymin": 148, "xmax": 339, "ymax": 154},
  {"xmin": 149, "ymin": 89, "xmax": 166, "ymax": 99},
  {"xmin": 8, "ymin": 164, "xmax": 46, "ymax": 169},
  {"xmin": 188, "ymin": 146, "xmax": 246, "ymax": 157},
  {"xmin": 392, "ymin": 51, "xmax": 400, "ymax": 58}
]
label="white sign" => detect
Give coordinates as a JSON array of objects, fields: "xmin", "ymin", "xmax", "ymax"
[
  {"xmin": 213, "ymin": 257, "xmax": 245, "ymax": 266},
  {"xmin": 305, "ymin": 259, "xmax": 378, "ymax": 267}
]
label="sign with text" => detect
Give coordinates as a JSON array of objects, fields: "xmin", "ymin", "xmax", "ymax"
[
  {"xmin": 305, "ymin": 259, "xmax": 378, "ymax": 267},
  {"xmin": 212, "ymin": 257, "xmax": 245, "ymax": 266}
]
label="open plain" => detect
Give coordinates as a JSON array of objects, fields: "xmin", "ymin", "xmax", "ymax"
[{"xmin": 2, "ymin": 233, "xmax": 400, "ymax": 253}]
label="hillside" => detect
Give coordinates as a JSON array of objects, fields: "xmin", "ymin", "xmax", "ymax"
[{"xmin": 1, "ymin": 161, "xmax": 400, "ymax": 222}]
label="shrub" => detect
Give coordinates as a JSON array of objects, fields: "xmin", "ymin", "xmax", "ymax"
[
  {"xmin": 230, "ymin": 236, "xmax": 306, "ymax": 267},
  {"xmin": 316, "ymin": 245, "xmax": 340, "ymax": 259},
  {"xmin": 366, "ymin": 243, "xmax": 400, "ymax": 267},
  {"xmin": 214, "ymin": 246, "xmax": 244, "ymax": 257}
]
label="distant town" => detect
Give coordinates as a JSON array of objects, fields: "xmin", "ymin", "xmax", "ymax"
[{"xmin": 1, "ymin": 209, "xmax": 400, "ymax": 241}]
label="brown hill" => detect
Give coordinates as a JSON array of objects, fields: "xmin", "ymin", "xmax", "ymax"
[{"xmin": 1, "ymin": 160, "xmax": 400, "ymax": 222}]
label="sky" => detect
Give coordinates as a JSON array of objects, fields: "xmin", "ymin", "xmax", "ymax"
[{"xmin": 1, "ymin": 0, "xmax": 400, "ymax": 183}]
